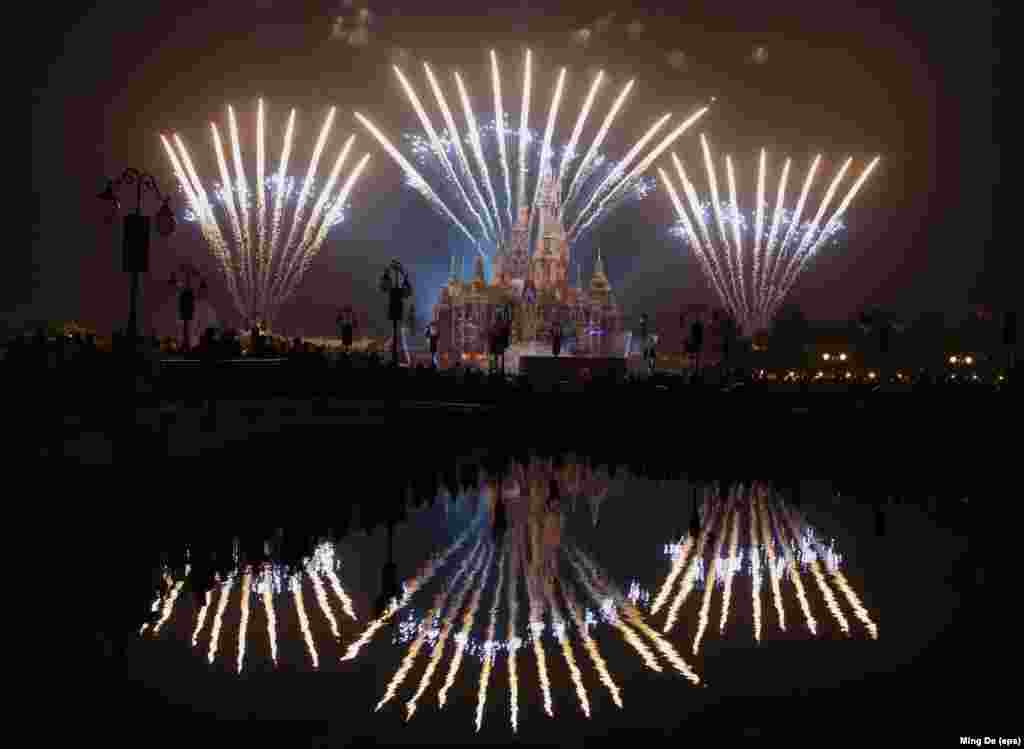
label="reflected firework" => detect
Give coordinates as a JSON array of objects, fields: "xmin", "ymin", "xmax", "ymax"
[
  {"xmin": 655, "ymin": 483, "xmax": 878, "ymax": 653},
  {"xmin": 660, "ymin": 139, "xmax": 880, "ymax": 335},
  {"xmin": 162, "ymin": 101, "xmax": 371, "ymax": 328},
  {"xmin": 356, "ymin": 50, "xmax": 707, "ymax": 261}
]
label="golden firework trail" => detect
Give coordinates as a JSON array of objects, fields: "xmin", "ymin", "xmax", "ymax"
[
  {"xmin": 672, "ymin": 153, "xmax": 737, "ymax": 318},
  {"xmin": 751, "ymin": 148, "xmax": 767, "ymax": 308},
  {"xmin": 758, "ymin": 157, "xmax": 792, "ymax": 319},
  {"xmin": 378, "ymin": 538, "xmax": 484, "ymax": 713},
  {"xmin": 726, "ymin": 155, "xmax": 745, "ymax": 314},
  {"xmin": 395, "ymin": 65, "xmax": 493, "ymax": 243},
  {"xmin": 525, "ymin": 561, "xmax": 555, "ymax": 716},
  {"xmin": 568, "ymin": 111, "xmax": 672, "ymax": 237},
  {"xmin": 309, "ymin": 569, "xmax": 341, "ymax": 640},
  {"xmin": 475, "ymin": 543, "xmax": 508, "ymax": 732},
  {"xmin": 192, "ymin": 590, "xmax": 213, "ymax": 647},
  {"xmin": 507, "ymin": 534, "xmax": 523, "ymax": 732},
  {"xmin": 750, "ymin": 490, "xmax": 764, "ymax": 643},
  {"xmin": 212, "ymin": 122, "xmax": 250, "ymax": 309},
  {"xmin": 574, "ymin": 106, "xmax": 709, "ymax": 237},
  {"xmin": 151, "ymin": 578, "xmax": 185, "ymax": 636},
  {"xmin": 693, "ymin": 488, "xmax": 736, "ymax": 655},
  {"xmin": 490, "ymin": 50, "xmax": 514, "ymax": 228},
  {"xmin": 424, "ymin": 63, "xmax": 496, "ymax": 238},
  {"xmin": 719, "ymin": 490, "xmax": 743, "ymax": 635},
  {"xmin": 528, "ymin": 67, "xmax": 567, "ymax": 226},
  {"xmin": 456, "ymin": 71, "xmax": 504, "ymax": 235},
  {"xmin": 208, "ymin": 574, "xmax": 235, "ymax": 664},
  {"xmin": 661, "ymin": 166, "xmax": 733, "ymax": 318},
  {"xmin": 563, "ymin": 78, "xmax": 634, "ymax": 211},
  {"xmin": 236, "ymin": 569, "xmax": 253, "ymax": 673},
  {"xmin": 325, "ymin": 567, "xmax": 358, "ymax": 621},
  {"xmin": 755, "ymin": 488, "xmax": 786, "ymax": 632},
  {"xmin": 560, "ymin": 571, "xmax": 623, "ymax": 708},
  {"xmin": 292, "ymin": 574, "xmax": 319, "ymax": 669},
  {"xmin": 665, "ymin": 490, "xmax": 724, "ymax": 634},
  {"xmin": 227, "ymin": 105, "xmax": 254, "ymax": 311},
  {"xmin": 342, "ymin": 520, "xmax": 477, "ymax": 663},
  {"xmin": 767, "ymin": 153, "xmax": 821, "ymax": 311},
  {"xmin": 255, "ymin": 99, "xmax": 267, "ymax": 296},
  {"xmin": 517, "ymin": 49, "xmax": 532, "ymax": 215},
  {"xmin": 551, "ymin": 608, "xmax": 591, "ymax": 718},
  {"xmin": 557, "ymin": 70, "xmax": 604, "ymax": 203},
  {"xmin": 765, "ymin": 498, "xmax": 817, "ymax": 635},
  {"xmin": 406, "ymin": 540, "xmax": 489, "ymax": 721},
  {"xmin": 575, "ymin": 546, "xmax": 700, "ymax": 685},
  {"xmin": 262, "ymin": 576, "xmax": 278, "ymax": 666},
  {"xmin": 567, "ymin": 547, "xmax": 661, "ymax": 673},
  {"xmin": 354, "ymin": 112, "xmax": 477, "ymax": 248},
  {"xmin": 651, "ymin": 527, "xmax": 696, "ymax": 617},
  {"xmin": 778, "ymin": 502, "xmax": 850, "ymax": 636},
  {"xmin": 267, "ymin": 109, "xmax": 297, "ymax": 306},
  {"xmin": 770, "ymin": 156, "xmax": 881, "ymax": 317},
  {"xmin": 440, "ymin": 542, "xmax": 497, "ymax": 709},
  {"xmin": 700, "ymin": 134, "xmax": 747, "ymax": 325}
]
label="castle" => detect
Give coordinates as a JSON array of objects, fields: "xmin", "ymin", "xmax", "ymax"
[{"xmin": 431, "ymin": 168, "xmax": 625, "ymax": 368}]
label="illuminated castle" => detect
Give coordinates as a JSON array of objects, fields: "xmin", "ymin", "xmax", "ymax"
[{"xmin": 432, "ymin": 167, "xmax": 625, "ymax": 367}]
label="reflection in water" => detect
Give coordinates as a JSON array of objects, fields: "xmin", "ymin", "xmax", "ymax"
[{"xmin": 654, "ymin": 482, "xmax": 878, "ymax": 653}]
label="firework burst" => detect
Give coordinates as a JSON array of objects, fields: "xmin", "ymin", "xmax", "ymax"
[
  {"xmin": 163, "ymin": 101, "xmax": 371, "ymax": 328},
  {"xmin": 661, "ymin": 138, "xmax": 879, "ymax": 335}
]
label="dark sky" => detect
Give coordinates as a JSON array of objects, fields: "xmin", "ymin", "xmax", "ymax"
[
  {"xmin": 25, "ymin": 1, "xmax": 996, "ymax": 337},
  {"xmin": 108, "ymin": 479, "xmax": 969, "ymax": 743}
]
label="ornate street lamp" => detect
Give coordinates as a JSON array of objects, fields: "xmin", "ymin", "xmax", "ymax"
[{"xmin": 97, "ymin": 169, "xmax": 176, "ymax": 345}]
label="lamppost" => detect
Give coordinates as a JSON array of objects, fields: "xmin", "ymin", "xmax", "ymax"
[
  {"xmin": 167, "ymin": 263, "xmax": 208, "ymax": 354},
  {"xmin": 97, "ymin": 169, "xmax": 176, "ymax": 346},
  {"xmin": 379, "ymin": 259, "xmax": 413, "ymax": 367}
]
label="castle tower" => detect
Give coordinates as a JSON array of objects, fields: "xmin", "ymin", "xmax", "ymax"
[
  {"xmin": 532, "ymin": 168, "xmax": 569, "ymax": 291},
  {"xmin": 503, "ymin": 205, "xmax": 532, "ymax": 283},
  {"xmin": 590, "ymin": 247, "xmax": 611, "ymax": 302}
]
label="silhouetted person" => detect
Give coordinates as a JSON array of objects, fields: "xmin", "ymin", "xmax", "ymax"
[{"xmin": 552, "ymin": 323, "xmax": 562, "ymax": 357}]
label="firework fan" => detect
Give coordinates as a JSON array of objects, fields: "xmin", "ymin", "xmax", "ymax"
[
  {"xmin": 161, "ymin": 101, "xmax": 372, "ymax": 328},
  {"xmin": 652, "ymin": 482, "xmax": 878, "ymax": 654},
  {"xmin": 355, "ymin": 49, "xmax": 708, "ymax": 260},
  {"xmin": 660, "ymin": 137, "xmax": 879, "ymax": 334}
]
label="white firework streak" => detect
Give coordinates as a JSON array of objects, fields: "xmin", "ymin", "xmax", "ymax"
[
  {"xmin": 440, "ymin": 543, "xmax": 496, "ymax": 708},
  {"xmin": 395, "ymin": 65, "xmax": 492, "ymax": 243},
  {"xmin": 524, "ymin": 554, "xmax": 555, "ymax": 716},
  {"xmin": 673, "ymin": 153, "xmax": 739, "ymax": 319},
  {"xmin": 291, "ymin": 134, "xmax": 355, "ymax": 281},
  {"xmin": 475, "ymin": 543, "xmax": 508, "ymax": 732},
  {"xmin": 766, "ymin": 154, "xmax": 820, "ymax": 313},
  {"xmin": 650, "ymin": 522, "xmax": 696, "ymax": 617},
  {"xmin": 516, "ymin": 49, "xmax": 532, "ymax": 217},
  {"xmin": 665, "ymin": 490, "xmax": 723, "ymax": 634},
  {"xmin": 152, "ymin": 579, "xmax": 185, "ymax": 636},
  {"xmin": 778, "ymin": 501, "xmax": 850, "ymax": 636},
  {"xmin": 528, "ymin": 67, "xmax": 568, "ymax": 225},
  {"xmin": 227, "ymin": 105, "xmax": 255, "ymax": 316},
  {"xmin": 568, "ymin": 111, "xmax": 672, "ymax": 237},
  {"xmin": 560, "ymin": 570, "xmax": 623, "ymax": 707},
  {"xmin": 325, "ymin": 566, "xmax": 358, "ymax": 621},
  {"xmin": 377, "ymin": 538, "xmax": 484, "ymax": 713},
  {"xmin": 557, "ymin": 70, "xmax": 604, "ymax": 203},
  {"xmin": 266, "ymin": 109, "xmax": 297, "ymax": 311},
  {"xmin": 354, "ymin": 112, "xmax": 478, "ymax": 248},
  {"xmin": 770, "ymin": 156, "xmax": 880, "ymax": 319},
  {"xmin": 237, "ymin": 569, "xmax": 253, "ymax": 673},
  {"xmin": 766, "ymin": 498, "xmax": 817, "ymax": 635},
  {"xmin": 751, "ymin": 148, "xmax": 767, "ymax": 316},
  {"xmin": 759, "ymin": 157, "xmax": 792, "ymax": 320},
  {"xmin": 207, "ymin": 574, "xmax": 236, "ymax": 664},
  {"xmin": 749, "ymin": 490, "xmax": 764, "ymax": 643},
  {"xmin": 406, "ymin": 539, "xmax": 488, "ymax": 721},
  {"xmin": 755, "ymin": 487, "xmax": 786, "ymax": 632},
  {"xmin": 456, "ymin": 71, "xmax": 504, "ymax": 236},
  {"xmin": 567, "ymin": 547, "xmax": 661, "ymax": 673},
  {"xmin": 423, "ymin": 63, "xmax": 496, "ymax": 239},
  {"xmin": 701, "ymin": 135, "xmax": 747, "ymax": 326},
  {"xmin": 255, "ymin": 99, "xmax": 267, "ymax": 313},
  {"xmin": 211, "ymin": 123, "xmax": 250, "ymax": 308},
  {"xmin": 719, "ymin": 489, "xmax": 743, "ymax": 635},
  {"xmin": 563, "ymin": 78, "xmax": 635, "ymax": 213},
  {"xmin": 343, "ymin": 520, "xmax": 477, "ymax": 663},
  {"xmin": 574, "ymin": 106, "xmax": 708, "ymax": 237},
  {"xmin": 309, "ymin": 569, "xmax": 341, "ymax": 640},
  {"xmin": 191, "ymin": 590, "xmax": 213, "ymax": 647},
  {"xmin": 693, "ymin": 489, "xmax": 736, "ymax": 655},
  {"xmin": 292, "ymin": 574, "xmax": 319, "ymax": 669},
  {"xmin": 262, "ymin": 581, "xmax": 278, "ymax": 666},
  {"xmin": 490, "ymin": 50, "xmax": 514, "ymax": 228},
  {"xmin": 574, "ymin": 546, "xmax": 700, "ymax": 684},
  {"xmin": 725, "ymin": 155, "xmax": 746, "ymax": 315},
  {"xmin": 272, "ymin": 107, "xmax": 337, "ymax": 303}
]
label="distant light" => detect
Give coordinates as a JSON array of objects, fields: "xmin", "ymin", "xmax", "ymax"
[
  {"xmin": 839, "ymin": 353, "xmax": 847, "ymax": 361},
  {"xmin": 823, "ymin": 353, "xmax": 831, "ymax": 361},
  {"xmin": 868, "ymin": 372, "xmax": 876, "ymax": 379},
  {"xmin": 965, "ymin": 356, "xmax": 974, "ymax": 365},
  {"xmin": 949, "ymin": 356, "xmax": 957, "ymax": 364},
  {"xmin": 816, "ymin": 371, "xmax": 824, "ymax": 378},
  {"xmin": 845, "ymin": 372, "xmax": 852, "ymax": 379}
]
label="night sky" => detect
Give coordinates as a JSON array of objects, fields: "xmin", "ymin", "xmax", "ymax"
[{"xmin": 26, "ymin": 1, "xmax": 996, "ymax": 338}]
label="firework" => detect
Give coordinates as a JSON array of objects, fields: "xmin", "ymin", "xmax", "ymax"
[
  {"xmin": 662, "ymin": 138, "xmax": 879, "ymax": 335},
  {"xmin": 357, "ymin": 49, "xmax": 702, "ymax": 262},
  {"xmin": 164, "ymin": 101, "xmax": 371, "ymax": 328}
]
